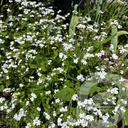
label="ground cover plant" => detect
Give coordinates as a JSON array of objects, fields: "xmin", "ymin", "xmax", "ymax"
[{"xmin": 0, "ymin": 0, "xmax": 128, "ymax": 128}]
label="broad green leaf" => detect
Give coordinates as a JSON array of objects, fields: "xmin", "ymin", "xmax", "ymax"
[
  {"xmin": 78, "ymin": 81, "xmax": 100, "ymax": 95},
  {"xmin": 64, "ymin": 80, "xmax": 74, "ymax": 88},
  {"xmin": 111, "ymin": 25, "xmax": 118, "ymax": 51},
  {"xmin": 124, "ymin": 108, "xmax": 128, "ymax": 125},
  {"xmin": 54, "ymin": 88, "xmax": 75, "ymax": 101},
  {"xmin": 104, "ymin": 73, "xmax": 120, "ymax": 83},
  {"xmin": 69, "ymin": 4, "xmax": 79, "ymax": 38}
]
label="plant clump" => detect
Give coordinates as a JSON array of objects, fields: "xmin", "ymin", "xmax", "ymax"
[{"xmin": 0, "ymin": 0, "xmax": 128, "ymax": 128}]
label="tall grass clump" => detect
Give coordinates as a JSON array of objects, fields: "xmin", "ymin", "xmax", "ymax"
[{"xmin": 0, "ymin": 0, "xmax": 128, "ymax": 128}]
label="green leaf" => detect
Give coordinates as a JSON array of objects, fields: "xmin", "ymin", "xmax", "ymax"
[
  {"xmin": 0, "ymin": 85, "xmax": 4, "ymax": 92},
  {"xmin": 54, "ymin": 88, "xmax": 75, "ymax": 101},
  {"xmin": 75, "ymin": 45, "xmax": 81, "ymax": 58},
  {"xmin": 64, "ymin": 80, "xmax": 74, "ymax": 88},
  {"xmin": 69, "ymin": 5, "xmax": 79, "ymax": 38},
  {"xmin": 104, "ymin": 73, "xmax": 120, "ymax": 83},
  {"xmin": 78, "ymin": 82, "xmax": 101, "ymax": 95},
  {"xmin": 124, "ymin": 108, "xmax": 128, "ymax": 125},
  {"xmin": 116, "ymin": 31, "xmax": 128, "ymax": 36},
  {"xmin": 111, "ymin": 25, "xmax": 118, "ymax": 51},
  {"xmin": 29, "ymin": 63, "xmax": 37, "ymax": 69}
]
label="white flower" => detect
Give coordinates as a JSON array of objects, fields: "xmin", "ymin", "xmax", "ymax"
[
  {"xmin": 87, "ymin": 98, "xmax": 94, "ymax": 105},
  {"xmin": 87, "ymin": 46, "xmax": 93, "ymax": 52},
  {"xmin": 54, "ymin": 89, "xmax": 59, "ymax": 94},
  {"xmin": 77, "ymin": 74, "xmax": 85, "ymax": 82},
  {"xmin": 15, "ymin": 0, "xmax": 21, "ymax": 2},
  {"xmin": 19, "ymin": 83, "xmax": 24, "ymax": 87},
  {"xmin": 77, "ymin": 24, "xmax": 86, "ymax": 29},
  {"xmin": 110, "ymin": 87, "xmax": 118, "ymax": 94},
  {"xmin": 97, "ymin": 70, "xmax": 107, "ymax": 79},
  {"xmin": 113, "ymin": 105, "xmax": 120, "ymax": 113},
  {"xmin": 120, "ymin": 106, "xmax": 126, "ymax": 113},
  {"xmin": 53, "ymin": 111, "xmax": 56, "ymax": 117},
  {"xmin": 26, "ymin": 101, "xmax": 30, "ymax": 106},
  {"xmin": 119, "ymin": 77, "xmax": 125, "ymax": 82},
  {"xmin": 55, "ymin": 98, "xmax": 60, "ymax": 103},
  {"xmin": 102, "ymin": 115, "xmax": 109, "ymax": 127},
  {"xmin": 59, "ymin": 52, "xmax": 63, "ymax": 58},
  {"xmin": 110, "ymin": 20, "xmax": 119, "ymax": 26},
  {"xmin": 87, "ymin": 25, "xmax": 93, "ymax": 31},
  {"xmin": 118, "ymin": 24, "xmax": 122, "ymax": 29},
  {"xmin": 30, "ymin": 97, "xmax": 34, "ymax": 101},
  {"xmin": 121, "ymin": 99, "xmax": 127, "ymax": 105},
  {"xmin": 44, "ymin": 112, "xmax": 50, "ymax": 120},
  {"xmin": 103, "ymin": 101, "xmax": 108, "ymax": 105},
  {"xmin": 13, "ymin": 108, "xmax": 26, "ymax": 121},
  {"xmin": 0, "ymin": 97, "xmax": 5, "ymax": 103},
  {"xmin": 45, "ymin": 90, "xmax": 51, "ymax": 95},
  {"xmin": 120, "ymin": 70, "xmax": 123, "ymax": 74},
  {"xmin": 112, "ymin": 53, "xmax": 118, "ymax": 60},
  {"xmin": 78, "ymin": 101, "xmax": 85, "ymax": 108},
  {"xmin": 25, "ymin": 123, "xmax": 31, "ymax": 128},
  {"xmin": 72, "ymin": 94, "xmax": 78, "ymax": 101},
  {"xmin": 85, "ymin": 115, "xmax": 94, "ymax": 121},
  {"xmin": 57, "ymin": 117, "xmax": 62, "ymax": 126},
  {"xmin": 83, "ymin": 53, "xmax": 94, "ymax": 59},
  {"xmin": 62, "ymin": 43, "xmax": 73, "ymax": 51},
  {"xmin": 48, "ymin": 123, "xmax": 56, "ymax": 128},
  {"xmin": 37, "ymin": 107, "xmax": 41, "ymax": 112},
  {"xmin": 79, "ymin": 113, "xmax": 85, "ymax": 118},
  {"xmin": 14, "ymin": 113, "xmax": 21, "ymax": 121},
  {"xmin": 86, "ymin": 16, "xmax": 91, "ymax": 21},
  {"xmin": 59, "ymin": 52, "xmax": 67, "ymax": 60},
  {"xmin": 3, "ymin": 88, "xmax": 12, "ymax": 93},
  {"xmin": 31, "ymin": 93, "xmax": 37, "ymax": 98},
  {"xmin": 33, "ymin": 117, "xmax": 41, "ymax": 126},
  {"xmin": 60, "ymin": 106, "xmax": 68, "ymax": 112},
  {"xmin": 74, "ymin": 58, "xmax": 78, "ymax": 64},
  {"xmin": 81, "ymin": 121, "xmax": 88, "ymax": 127},
  {"xmin": 110, "ymin": 44, "xmax": 114, "ymax": 51},
  {"xmin": 81, "ymin": 59, "xmax": 87, "ymax": 65}
]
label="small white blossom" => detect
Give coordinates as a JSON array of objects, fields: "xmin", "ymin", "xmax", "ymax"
[
  {"xmin": 74, "ymin": 58, "xmax": 78, "ymax": 64},
  {"xmin": 110, "ymin": 87, "xmax": 118, "ymax": 94},
  {"xmin": 31, "ymin": 93, "xmax": 37, "ymax": 98},
  {"xmin": 33, "ymin": 117, "xmax": 41, "ymax": 126},
  {"xmin": 72, "ymin": 94, "xmax": 78, "ymax": 101},
  {"xmin": 62, "ymin": 43, "xmax": 73, "ymax": 51},
  {"xmin": 55, "ymin": 98, "xmax": 60, "ymax": 103},
  {"xmin": 44, "ymin": 112, "xmax": 50, "ymax": 120},
  {"xmin": 0, "ymin": 97, "xmax": 5, "ymax": 103},
  {"xmin": 45, "ymin": 90, "xmax": 51, "ymax": 95},
  {"xmin": 81, "ymin": 59, "xmax": 87, "ymax": 65},
  {"xmin": 77, "ymin": 74, "xmax": 85, "ymax": 82},
  {"xmin": 37, "ymin": 107, "xmax": 41, "ymax": 112},
  {"xmin": 85, "ymin": 115, "xmax": 94, "ymax": 121},
  {"xmin": 112, "ymin": 53, "xmax": 118, "ymax": 60},
  {"xmin": 60, "ymin": 106, "xmax": 68, "ymax": 112},
  {"xmin": 25, "ymin": 123, "xmax": 31, "ymax": 128}
]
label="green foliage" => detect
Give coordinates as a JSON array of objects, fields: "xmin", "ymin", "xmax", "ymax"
[
  {"xmin": 69, "ymin": 4, "xmax": 79, "ymax": 38},
  {"xmin": 0, "ymin": 0, "xmax": 128, "ymax": 127},
  {"xmin": 55, "ymin": 88, "xmax": 75, "ymax": 101},
  {"xmin": 77, "ymin": 81, "xmax": 101, "ymax": 96}
]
